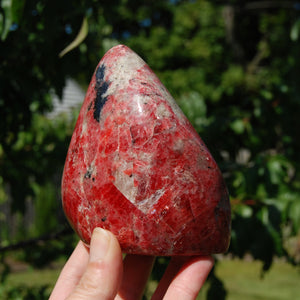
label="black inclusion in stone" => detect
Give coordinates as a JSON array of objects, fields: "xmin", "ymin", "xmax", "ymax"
[
  {"xmin": 93, "ymin": 64, "xmax": 109, "ymax": 122},
  {"xmin": 96, "ymin": 64, "xmax": 105, "ymax": 82},
  {"xmin": 84, "ymin": 168, "xmax": 92, "ymax": 179}
]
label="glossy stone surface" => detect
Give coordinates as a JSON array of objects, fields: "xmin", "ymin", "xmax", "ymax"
[{"xmin": 62, "ymin": 45, "xmax": 231, "ymax": 256}]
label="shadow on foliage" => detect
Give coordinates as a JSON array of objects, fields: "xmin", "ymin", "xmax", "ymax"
[
  {"xmin": 230, "ymin": 203, "xmax": 284, "ymax": 274},
  {"xmin": 206, "ymin": 266, "xmax": 227, "ymax": 300},
  {"xmin": 21, "ymin": 232, "xmax": 77, "ymax": 268}
]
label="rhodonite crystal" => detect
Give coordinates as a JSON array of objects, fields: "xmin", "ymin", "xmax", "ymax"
[{"xmin": 62, "ymin": 45, "xmax": 231, "ymax": 256}]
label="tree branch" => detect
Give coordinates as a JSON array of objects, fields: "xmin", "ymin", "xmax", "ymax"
[{"xmin": 0, "ymin": 227, "xmax": 73, "ymax": 253}]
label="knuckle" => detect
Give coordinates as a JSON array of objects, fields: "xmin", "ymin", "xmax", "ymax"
[{"xmin": 75, "ymin": 261, "xmax": 114, "ymax": 299}]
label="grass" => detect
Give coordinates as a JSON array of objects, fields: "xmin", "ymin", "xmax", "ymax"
[
  {"xmin": 0, "ymin": 265, "xmax": 60, "ymax": 298},
  {"xmin": 5, "ymin": 267, "xmax": 60, "ymax": 289},
  {"xmin": 215, "ymin": 259, "xmax": 300, "ymax": 300},
  {"xmin": 1, "ymin": 258, "xmax": 299, "ymax": 299}
]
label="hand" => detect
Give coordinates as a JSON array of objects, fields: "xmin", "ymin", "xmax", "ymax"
[{"xmin": 50, "ymin": 228, "xmax": 213, "ymax": 300}]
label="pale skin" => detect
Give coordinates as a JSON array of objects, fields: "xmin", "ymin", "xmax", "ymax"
[{"xmin": 50, "ymin": 228, "xmax": 214, "ymax": 300}]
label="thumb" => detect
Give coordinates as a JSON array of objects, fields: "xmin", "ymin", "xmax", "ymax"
[{"xmin": 67, "ymin": 228, "xmax": 123, "ymax": 300}]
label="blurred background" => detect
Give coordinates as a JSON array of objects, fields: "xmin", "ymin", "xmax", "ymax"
[{"xmin": 0, "ymin": 0, "xmax": 299, "ymax": 299}]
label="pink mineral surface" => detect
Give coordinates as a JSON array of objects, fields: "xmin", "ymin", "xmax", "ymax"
[{"xmin": 62, "ymin": 45, "xmax": 231, "ymax": 256}]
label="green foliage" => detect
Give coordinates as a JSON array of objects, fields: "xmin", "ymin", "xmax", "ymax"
[
  {"xmin": 0, "ymin": 0, "xmax": 94, "ymax": 155},
  {"xmin": 20, "ymin": 233, "xmax": 77, "ymax": 268},
  {"xmin": 0, "ymin": 111, "xmax": 78, "ymax": 253},
  {"xmin": 1, "ymin": 112, "xmax": 75, "ymax": 212}
]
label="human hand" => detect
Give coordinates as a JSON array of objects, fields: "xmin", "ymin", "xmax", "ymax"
[{"xmin": 50, "ymin": 228, "xmax": 213, "ymax": 300}]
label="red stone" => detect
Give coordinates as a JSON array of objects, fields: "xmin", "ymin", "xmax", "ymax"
[{"xmin": 62, "ymin": 45, "xmax": 231, "ymax": 256}]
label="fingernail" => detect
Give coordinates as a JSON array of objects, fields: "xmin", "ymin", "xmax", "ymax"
[{"xmin": 89, "ymin": 227, "xmax": 110, "ymax": 262}]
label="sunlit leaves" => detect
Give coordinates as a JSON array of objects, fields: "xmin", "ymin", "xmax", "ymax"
[
  {"xmin": 177, "ymin": 92, "xmax": 208, "ymax": 133},
  {"xmin": 59, "ymin": 17, "xmax": 89, "ymax": 58},
  {"xmin": 0, "ymin": 0, "xmax": 24, "ymax": 40},
  {"xmin": 290, "ymin": 18, "xmax": 300, "ymax": 41}
]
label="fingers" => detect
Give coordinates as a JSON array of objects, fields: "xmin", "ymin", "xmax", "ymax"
[
  {"xmin": 116, "ymin": 254, "xmax": 155, "ymax": 300},
  {"xmin": 66, "ymin": 228, "xmax": 123, "ymax": 300},
  {"xmin": 49, "ymin": 240, "xmax": 90, "ymax": 300},
  {"xmin": 163, "ymin": 256, "xmax": 214, "ymax": 299},
  {"xmin": 51, "ymin": 229, "xmax": 213, "ymax": 300},
  {"xmin": 151, "ymin": 256, "xmax": 187, "ymax": 300},
  {"xmin": 152, "ymin": 256, "xmax": 214, "ymax": 300}
]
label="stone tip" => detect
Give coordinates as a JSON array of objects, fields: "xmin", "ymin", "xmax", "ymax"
[{"xmin": 104, "ymin": 44, "xmax": 132, "ymax": 55}]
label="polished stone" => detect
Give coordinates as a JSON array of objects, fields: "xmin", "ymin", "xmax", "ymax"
[{"xmin": 62, "ymin": 45, "xmax": 231, "ymax": 256}]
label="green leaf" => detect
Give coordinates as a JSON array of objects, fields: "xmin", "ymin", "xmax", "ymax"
[
  {"xmin": 236, "ymin": 205, "xmax": 252, "ymax": 218},
  {"xmin": 288, "ymin": 200, "xmax": 300, "ymax": 234},
  {"xmin": 0, "ymin": 0, "xmax": 24, "ymax": 40},
  {"xmin": 221, "ymin": 65, "xmax": 244, "ymax": 95},
  {"xmin": 267, "ymin": 155, "xmax": 292, "ymax": 185},
  {"xmin": 177, "ymin": 92, "xmax": 208, "ymax": 132},
  {"xmin": 230, "ymin": 119, "xmax": 245, "ymax": 135},
  {"xmin": 59, "ymin": 16, "xmax": 89, "ymax": 58},
  {"xmin": 290, "ymin": 19, "xmax": 300, "ymax": 41}
]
